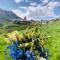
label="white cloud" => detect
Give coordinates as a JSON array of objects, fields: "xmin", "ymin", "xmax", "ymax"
[
  {"xmin": 47, "ymin": 1, "xmax": 60, "ymax": 10},
  {"xmin": 26, "ymin": 5, "xmax": 56, "ymax": 19},
  {"xmin": 30, "ymin": 2, "xmax": 37, "ymax": 6},
  {"xmin": 19, "ymin": 6, "xmax": 27, "ymax": 10},
  {"xmin": 42, "ymin": 0, "xmax": 49, "ymax": 4},
  {"xmin": 14, "ymin": 0, "xmax": 22, "ymax": 3},
  {"xmin": 12, "ymin": 9, "xmax": 25, "ymax": 18},
  {"xmin": 12, "ymin": 1, "xmax": 60, "ymax": 20},
  {"xmin": 12, "ymin": 5, "xmax": 56, "ymax": 20}
]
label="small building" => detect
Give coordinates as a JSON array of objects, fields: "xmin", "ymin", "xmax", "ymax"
[{"xmin": 12, "ymin": 16, "xmax": 36, "ymax": 25}]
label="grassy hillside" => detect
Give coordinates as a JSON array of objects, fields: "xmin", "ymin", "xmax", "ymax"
[
  {"xmin": 45, "ymin": 21, "xmax": 60, "ymax": 60},
  {"xmin": 0, "ymin": 21, "xmax": 60, "ymax": 60}
]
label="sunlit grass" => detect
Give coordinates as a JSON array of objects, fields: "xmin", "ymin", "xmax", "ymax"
[{"xmin": 0, "ymin": 21, "xmax": 60, "ymax": 60}]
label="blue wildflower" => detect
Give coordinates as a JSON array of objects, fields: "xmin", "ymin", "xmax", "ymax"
[
  {"xmin": 17, "ymin": 48, "xmax": 23, "ymax": 58},
  {"xmin": 25, "ymin": 50, "xmax": 31, "ymax": 58}
]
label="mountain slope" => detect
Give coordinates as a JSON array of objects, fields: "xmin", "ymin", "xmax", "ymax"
[{"xmin": 0, "ymin": 9, "xmax": 22, "ymax": 23}]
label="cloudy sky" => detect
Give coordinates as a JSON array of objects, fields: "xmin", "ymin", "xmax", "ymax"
[{"xmin": 0, "ymin": 0, "xmax": 60, "ymax": 20}]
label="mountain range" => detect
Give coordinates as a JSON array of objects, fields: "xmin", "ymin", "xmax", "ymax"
[{"xmin": 0, "ymin": 9, "xmax": 22, "ymax": 23}]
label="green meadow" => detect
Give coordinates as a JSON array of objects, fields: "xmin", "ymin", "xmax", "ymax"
[{"xmin": 0, "ymin": 21, "xmax": 60, "ymax": 60}]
